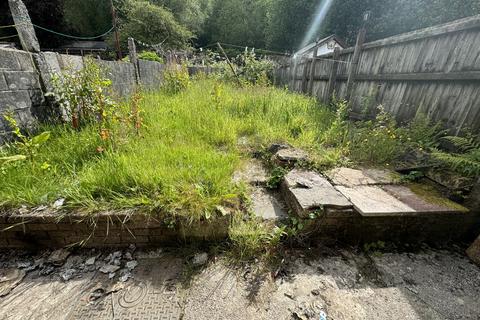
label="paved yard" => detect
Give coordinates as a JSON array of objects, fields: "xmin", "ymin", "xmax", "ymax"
[{"xmin": 0, "ymin": 246, "xmax": 479, "ymax": 320}]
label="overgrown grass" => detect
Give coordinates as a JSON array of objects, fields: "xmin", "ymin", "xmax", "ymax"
[{"xmin": 0, "ymin": 79, "xmax": 334, "ymax": 220}]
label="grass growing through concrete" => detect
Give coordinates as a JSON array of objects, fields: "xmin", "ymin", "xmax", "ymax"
[{"xmin": 0, "ymin": 79, "xmax": 334, "ymax": 220}]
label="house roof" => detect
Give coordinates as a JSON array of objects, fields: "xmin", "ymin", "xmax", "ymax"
[{"xmin": 294, "ymin": 35, "xmax": 346, "ymax": 56}]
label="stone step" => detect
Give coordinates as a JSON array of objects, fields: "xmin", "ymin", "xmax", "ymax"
[
  {"xmin": 250, "ymin": 187, "xmax": 288, "ymax": 221},
  {"xmin": 281, "ymin": 169, "xmax": 352, "ymax": 218}
]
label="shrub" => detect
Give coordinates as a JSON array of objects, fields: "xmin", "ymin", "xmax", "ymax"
[
  {"xmin": 162, "ymin": 65, "xmax": 191, "ymax": 94},
  {"xmin": 138, "ymin": 51, "xmax": 164, "ymax": 63}
]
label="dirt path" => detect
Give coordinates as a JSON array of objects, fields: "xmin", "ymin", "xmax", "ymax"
[{"xmin": 0, "ymin": 246, "xmax": 478, "ymax": 319}]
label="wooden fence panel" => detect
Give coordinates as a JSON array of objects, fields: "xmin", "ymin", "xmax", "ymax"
[{"xmin": 275, "ymin": 14, "xmax": 480, "ymax": 133}]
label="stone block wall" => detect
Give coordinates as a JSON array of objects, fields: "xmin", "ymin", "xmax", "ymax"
[
  {"xmin": 138, "ymin": 59, "xmax": 166, "ymax": 91},
  {"xmin": 0, "ymin": 48, "xmax": 43, "ymax": 143}
]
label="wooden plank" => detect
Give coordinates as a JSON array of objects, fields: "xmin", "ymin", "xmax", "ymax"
[{"xmin": 324, "ymin": 47, "xmax": 340, "ymax": 102}]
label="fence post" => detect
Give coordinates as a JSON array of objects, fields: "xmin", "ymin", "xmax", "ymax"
[
  {"xmin": 8, "ymin": 0, "xmax": 40, "ymax": 53},
  {"xmin": 346, "ymin": 12, "xmax": 369, "ymax": 100},
  {"xmin": 128, "ymin": 37, "xmax": 140, "ymax": 84},
  {"xmin": 325, "ymin": 47, "xmax": 341, "ymax": 103},
  {"xmin": 308, "ymin": 46, "xmax": 320, "ymax": 95},
  {"xmin": 301, "ymin": 58, "xmax": 309, "ymax": 93}
]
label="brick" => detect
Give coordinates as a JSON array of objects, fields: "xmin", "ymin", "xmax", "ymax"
[{"xmin": 25, "ymin": 223, "xmax": 58, "ymax": 231}]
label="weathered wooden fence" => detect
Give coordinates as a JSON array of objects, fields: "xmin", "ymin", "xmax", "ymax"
[{"xmin": 274, "ymin": 15, "xmax": 480, "ymax": 133}]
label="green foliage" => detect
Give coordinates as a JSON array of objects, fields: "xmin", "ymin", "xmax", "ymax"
[
  {"xmin": 228, "ymin": 214, "xmax": 286, "ymax": 261},
  {"xmin": 349, "ymin": 106, "xmax": 404, "ymax": 165},
  {"xmin": 115, "ymin": 0, "xmax": 193, "ymax": 50},
  {"xmin": 0, "ymin": 115, "xmax": 51, "ymax": 169},
  {"xmin": 0, "ymin": 80, "xmax": 332, "ymax": 218},
  {"xmin": 47, "ymin": 58, "xmax": 117, "ymax": 129},
  {"xmin": 213, "ymin": 51, "xmax": 275, "ymax": 86},
  {"xmin": 138, "ymin": 51, "xmax": 164, "ymax": 63},
  {"xmin": 266, "ymin": 166, "xmax": 288, "ymax": 189},
  {"xmin": 162, "ymin": 65, "xmax": 191, "ymax": 94},
  {"xmin": 431, "ymin": 136, "xmax": 480, "ymax": 177},
  {"xmin": 63, "ymin": 0, "xmax": 112, "ymax": 37}
]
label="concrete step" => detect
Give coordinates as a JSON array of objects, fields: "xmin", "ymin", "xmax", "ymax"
[{"xmin": 281, "ymin": 167, "xmax": 477, "ymax": 243}]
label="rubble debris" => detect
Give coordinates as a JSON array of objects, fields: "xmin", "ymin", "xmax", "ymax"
[
  {"xmin": 291, "ymin": 301, "xmax": 325, "ymax": 320},
  {"xmin": 60, "ymin": 269, "xmax": 76, "ymax": 281},
  {"xmin": 126, "ymin": 260, "xmax": 138, "ymax": 270},
  {"xmin": 53, "ymin": 198, "xmax": 65, "ymax": 208},
  {"xmin": 85, "ymin": 257, "xmax": 96, "ymax": 266},
  {"xmin": 192, "ymin": 253, "xmax": 208, "ymax": 266},
  {"xmin": 274, "ymin": 148, "xmax": 308, "ymax": 166},
  {"xmin": 99, "ymin": 264, "xmax": 121, "ymax": 274},
  {"xmin": 124, "ymin": 252, "xmax": 133, "ymax": 261},
  {"xmin": 48, "ymin": 249, "xmax": 71, "ymax": 266},
  {"xmin": 0, "ymin": 268, "xmax": 25, "ymax": 297}
]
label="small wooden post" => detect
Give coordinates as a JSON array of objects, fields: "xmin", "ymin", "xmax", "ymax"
[
  {"xmin": 128, "ymin": 37, "xmax": 140, "ymax": 84},
  {"xmin": 325, "ymin": 47, "xmax": 341, "ymax": 102},
  {"xmin": 8, "ymin": 0, "xmax": 40, "ymax": 53},
  {"xmin": 308, "ymin": 46, "xmax": 320, "ymax": 95},
  {"xmin": 346, "ymin": 12, "xmax": 369, "ymax": 100}
]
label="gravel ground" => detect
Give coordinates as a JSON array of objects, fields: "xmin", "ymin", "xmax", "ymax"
[{"xmin": 0, "ymin": 245, "xmax": 478, "ymax": 320}]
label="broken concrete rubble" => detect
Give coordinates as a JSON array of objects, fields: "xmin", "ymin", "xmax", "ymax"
[{"xmin": 273, "ymin": 148, "xmax": 308, "ymax": 166}]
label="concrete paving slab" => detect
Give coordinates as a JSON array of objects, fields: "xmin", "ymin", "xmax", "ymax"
[
  {"xmin": 233, "ymin": 159, "xmax": 268, "ymax": 186},
  {"xmin": 250, "ymin": 187, "xmax": 288, "ymax": 221},
  {"xmin": 326, "ymin": 168, "xmax": 377, "ymax": 187},
  {"xmin": 336, "ymin": 185, "xmax": 416, "ymax": 217},
  {"xmin": 283, "ymin": 169, "xmax": 352, "ymax": 217},
  {"xmin": 382, "ymin": 184, "xmax": 469, "ymax": 214},
  {"xmin": 326, "ymin": 167, "xmax": 401, "ymax": 187}
]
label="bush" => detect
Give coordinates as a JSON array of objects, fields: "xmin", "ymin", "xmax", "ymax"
[
  {"xmin": 138, "ymin": 51, "xmax": 164, "ymax": 63},
  {"xmin": 162, "ymin": 65, "xmax": 191, "ymax": 94}
]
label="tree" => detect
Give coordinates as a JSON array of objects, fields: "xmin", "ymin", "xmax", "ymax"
[
  {"xmin": 265, "ymin": 0, "xmax": 317, "ymax": 51},
  {"xmin": 115, "ymin": 0, "xmax": 193, "ymax": 49},
  {"xmin": 0, "ymin": 0, "xmax": 67, "ymax": 47},
  {"xmin": 203, "ymin": 0, "xmax": 269, "ymax": 49},
  {"xmin": 63, "ymin": 0, "xmax": 112, "ymax": 37}
]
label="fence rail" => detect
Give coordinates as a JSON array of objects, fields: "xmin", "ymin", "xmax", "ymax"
[{"xmin": 274, "ymin": 15, "xmax": 480, "ymax": 133}]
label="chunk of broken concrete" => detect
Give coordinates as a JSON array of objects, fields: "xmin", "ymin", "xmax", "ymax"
[
  {"xmin": 192, "ymin": 252, "xmax": 208, "ymax": 266},
  {"xmin": 274, "ymin": 148, "xmax": 308, "ymax": 166},
  {"xmin": 99, "ymin": 264, "xmax": 121, "ymax": 274},
  {"xmin": 47, "ymin": 249, "xmax": 71, "ymax": 266},
  {"xmin": 466, "ymin": 235, "xmax": 480, "ymax": 266},
  {"xmin": 282, "ymin": 169, "xmax": 352, "ymax": 217},
  {"xmin": 126, "ymin": 260, "xmax": 138, "ymax": 270}
]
